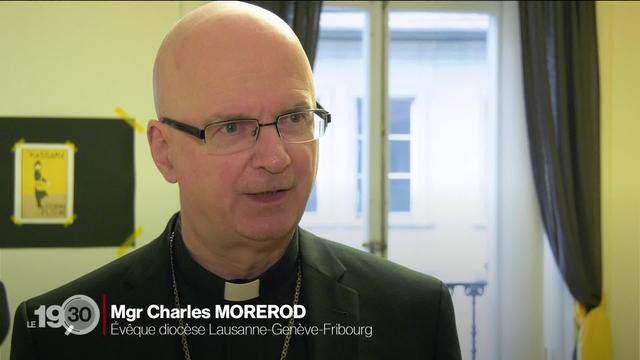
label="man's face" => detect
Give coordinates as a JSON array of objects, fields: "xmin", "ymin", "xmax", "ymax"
[{"xmin": 162, "ymin": 31, "xmax": 317, "ymax": 243}]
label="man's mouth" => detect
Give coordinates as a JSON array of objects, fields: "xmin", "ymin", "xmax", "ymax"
[
  {"xmin": 252, "ymin": 189, "xmax": 287, "ymax": 197},
  {"xmin": 245, "ymin": 188, "xmax": 291, "ymax": 203}
]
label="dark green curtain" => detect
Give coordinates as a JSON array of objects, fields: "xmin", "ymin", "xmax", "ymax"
[
  {"xmin": 519, "ymin": 1, "xmax": 601, "ymax": 309},
  {"xmin": 247, "ymin": 1, "xmax": 323, "ymax": 68},
  {"xmin": 0, "ymin": 281, "xmax": 8, "ymax": 345}
]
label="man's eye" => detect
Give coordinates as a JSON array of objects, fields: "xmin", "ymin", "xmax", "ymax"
[
  {"xmin": 287, "ymin": 113, "xmax": 308, "ymax": 124},
  {"xmin": 221, "ymin": 122, "xmax": 239, "ymax": 133}
]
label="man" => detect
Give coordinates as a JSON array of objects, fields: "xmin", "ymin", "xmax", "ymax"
[{"xmin": 11, "ymin": 2, "xmax": 461, "ymax": 359}]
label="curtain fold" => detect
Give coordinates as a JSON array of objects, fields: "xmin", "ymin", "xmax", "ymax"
[
  {"xmin": 519, "ymin": 1, "xmax": 611, "ymax": 358},
  {"xmin": 247, "ymin": 1, "xmax": 323, "ymax": 68},
  {"xmin": 0, "ymin": 281, "xmax": 9, "ymax": 346},
  {"xmin": 519, "ymin": 0, "xmax": 601, "ymax": 311}
]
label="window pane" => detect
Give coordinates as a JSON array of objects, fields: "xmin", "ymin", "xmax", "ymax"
[
  {"xmin": 300, "ymin": 8, "xmax": 368, "ymax": 252},
  {"xmin": 390, "ymin": 140, "xmax": 410, "ymax": 172},
  {"xmin": 357, "ymin": 139, "xmax": 363, "ymax": 173},
  {"xmin": 387, "ymin": 11, "xmax": 495, "ymax": 360},
  {"xmin": 389, "ymin": 179, "xmax": 410, "ymax": 212},
  {"xmin": 356, "ymin": 177, "xmax": 362, "ymax": 214},
  {"xmin": 390, "ymin": 98, "xmax": 412, "ymax": 134},
  {"xmin": 305, "ymin": 184, "xmax": 317, "ymax": 212},
  {"xmin": 356, "ymin": 97, "xmax": 363, "ymax": 135},
  {"xmin": 387, "ymin": 9, "xmax": 491, "ymax": 279}
]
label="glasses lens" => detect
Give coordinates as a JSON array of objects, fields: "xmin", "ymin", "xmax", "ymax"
[
  {"xmin": 278, "ymin": 110, "xmax": 326, "ymax": 143},
  {"xmin": 204, "ymin": 120, "xmax": 258, "ymax": 154}
]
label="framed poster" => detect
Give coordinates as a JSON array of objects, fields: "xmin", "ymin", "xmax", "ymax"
[
  {"xmin": 0, "ymin": 118, "xmax": 134, "ymax": 248},
  {"xmin": 13, "ymin": 142, "xmax": 75, "ymax": 224}
]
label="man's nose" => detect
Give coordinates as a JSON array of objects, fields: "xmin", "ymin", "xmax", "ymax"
[{"xmin": 250, "ymin": 124, "xmax": 291, "ymax": 173}]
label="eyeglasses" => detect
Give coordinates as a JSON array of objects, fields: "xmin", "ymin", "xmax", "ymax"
[{"xmin": 160, "ymin": 109, "xmax": 331, "ymax": 155}]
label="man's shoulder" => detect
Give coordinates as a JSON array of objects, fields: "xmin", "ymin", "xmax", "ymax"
[
  {"xmin": 25, "ymin": 235, "xmax": 166, "ymax": 307},
  {"xmin": 299, "ymin": 228, "xmax": 444, "ymax": 295}
]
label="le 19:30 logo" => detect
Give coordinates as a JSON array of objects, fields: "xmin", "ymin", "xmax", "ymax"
[{"xmin": 31, "ymin": 295, "xmax": 100, "ymax": 335}]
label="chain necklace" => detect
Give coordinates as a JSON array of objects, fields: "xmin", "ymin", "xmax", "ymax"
[{"xmin": 168, "ymin": 231, "xmax": 302, "ymax": 360}]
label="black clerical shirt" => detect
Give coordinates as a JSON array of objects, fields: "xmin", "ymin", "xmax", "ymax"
[
  {"xmin": 173, "ymin": 218, "xmax": 307, "ymax": 359},
  {"xmin": 11, "ymin": 211, "xmax": 463, "ymax": 359}
]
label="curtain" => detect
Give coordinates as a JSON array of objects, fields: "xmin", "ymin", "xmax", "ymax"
[
  {"xmin": 519, "ymin": 1, "xmax": 611, "ymax": 359},
  {"xmin": 247, "ymin": 1, "xmax": 323, "ymax": 68},
  {"xmin": 0, "ymin": 281, "xmax": 8, "ymax": 346}
]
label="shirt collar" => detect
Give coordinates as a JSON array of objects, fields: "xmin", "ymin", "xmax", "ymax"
[{"xmin": 173, "ymin": 214, "xmax": 299, "ymax": 303}]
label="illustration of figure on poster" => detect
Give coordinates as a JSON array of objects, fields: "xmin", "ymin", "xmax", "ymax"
[{"xmin": 34, "ymin": 160, "xmax": 47, "ymax": 208}]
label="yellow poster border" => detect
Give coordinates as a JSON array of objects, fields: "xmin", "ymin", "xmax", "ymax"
[{"xmin": 12, "ymin": 140, "xmax": 77, "ymax": 225}]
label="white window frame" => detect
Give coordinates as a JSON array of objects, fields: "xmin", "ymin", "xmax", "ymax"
[{"xmin": 312, "ymin": 1, "xmax": 562, "ymax": 359}]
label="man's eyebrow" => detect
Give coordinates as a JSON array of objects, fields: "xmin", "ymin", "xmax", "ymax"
[{"xmin": 278, "ymin": 101, "xmax": 315, "ymax": 115}]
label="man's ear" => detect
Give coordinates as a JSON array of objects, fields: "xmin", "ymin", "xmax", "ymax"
[{"xmin": 147, "ymin": 120, "xmax": 178, "ymax": 183}]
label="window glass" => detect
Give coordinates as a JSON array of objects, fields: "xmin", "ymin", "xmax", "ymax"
[
  {"xmin": 300, "ymin": 8, "xmax": 368, "ymax": 251},
  {"xmin": 389, "ymin": 179, "xmax": 411, "ymax": 212},
  {"xmin": 389, "ymin": 140, "xmax": 410, "ymax": 172},
  {"xmin": 305, "ymin": 184, "xmax": 317, "ymax": 212},
  {"xmin": 390, "ymin": 98, "xmax": 412, "ymax": 134},
  {"xmin": 308, "ymin": 8, "xmax": 497, "ymax": 359},
  {"xmin": 387, "ymin": 11, "xmax": 494, "ymax": 360}
]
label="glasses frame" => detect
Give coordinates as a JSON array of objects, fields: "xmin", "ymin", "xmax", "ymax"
[{"xmin": 160, "ymin": 108, "xmax": 331, "ymax": 145}]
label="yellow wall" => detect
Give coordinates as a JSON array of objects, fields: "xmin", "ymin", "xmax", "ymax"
[
  {"xmin": 0, "ymin": 2, "xmax": 206, "ymax": 358},
  {"xmin": 597, "ymin": 2, "xmax": 640, "ymax": 359}
]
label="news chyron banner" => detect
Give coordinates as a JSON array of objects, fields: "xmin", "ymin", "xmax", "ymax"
[
  {"xmin": 26, "ymin": 294, "xmax": 373, "ymax": 339},
  {"xmin": 0, "ymin": 118, "xmax": 133, "ymax": 247}
]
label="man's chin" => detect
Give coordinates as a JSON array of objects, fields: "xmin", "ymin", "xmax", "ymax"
[{"xmin": 236, "ymin": 220, "xmax": 297, "ymax": 243}]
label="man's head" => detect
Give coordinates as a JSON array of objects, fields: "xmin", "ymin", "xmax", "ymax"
[{"xmin": 148, "ymin": 1, "xmax": 318, "ymax": 244}]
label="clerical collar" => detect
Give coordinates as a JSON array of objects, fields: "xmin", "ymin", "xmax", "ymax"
[{"xmin": 173, "ymin": 215, "xmax": 300, "ymax": 303}]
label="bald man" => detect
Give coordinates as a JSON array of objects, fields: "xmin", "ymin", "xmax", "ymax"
[{"xmin": 11, "ymin": 2, "xmax": 461, "ymax": 359}]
